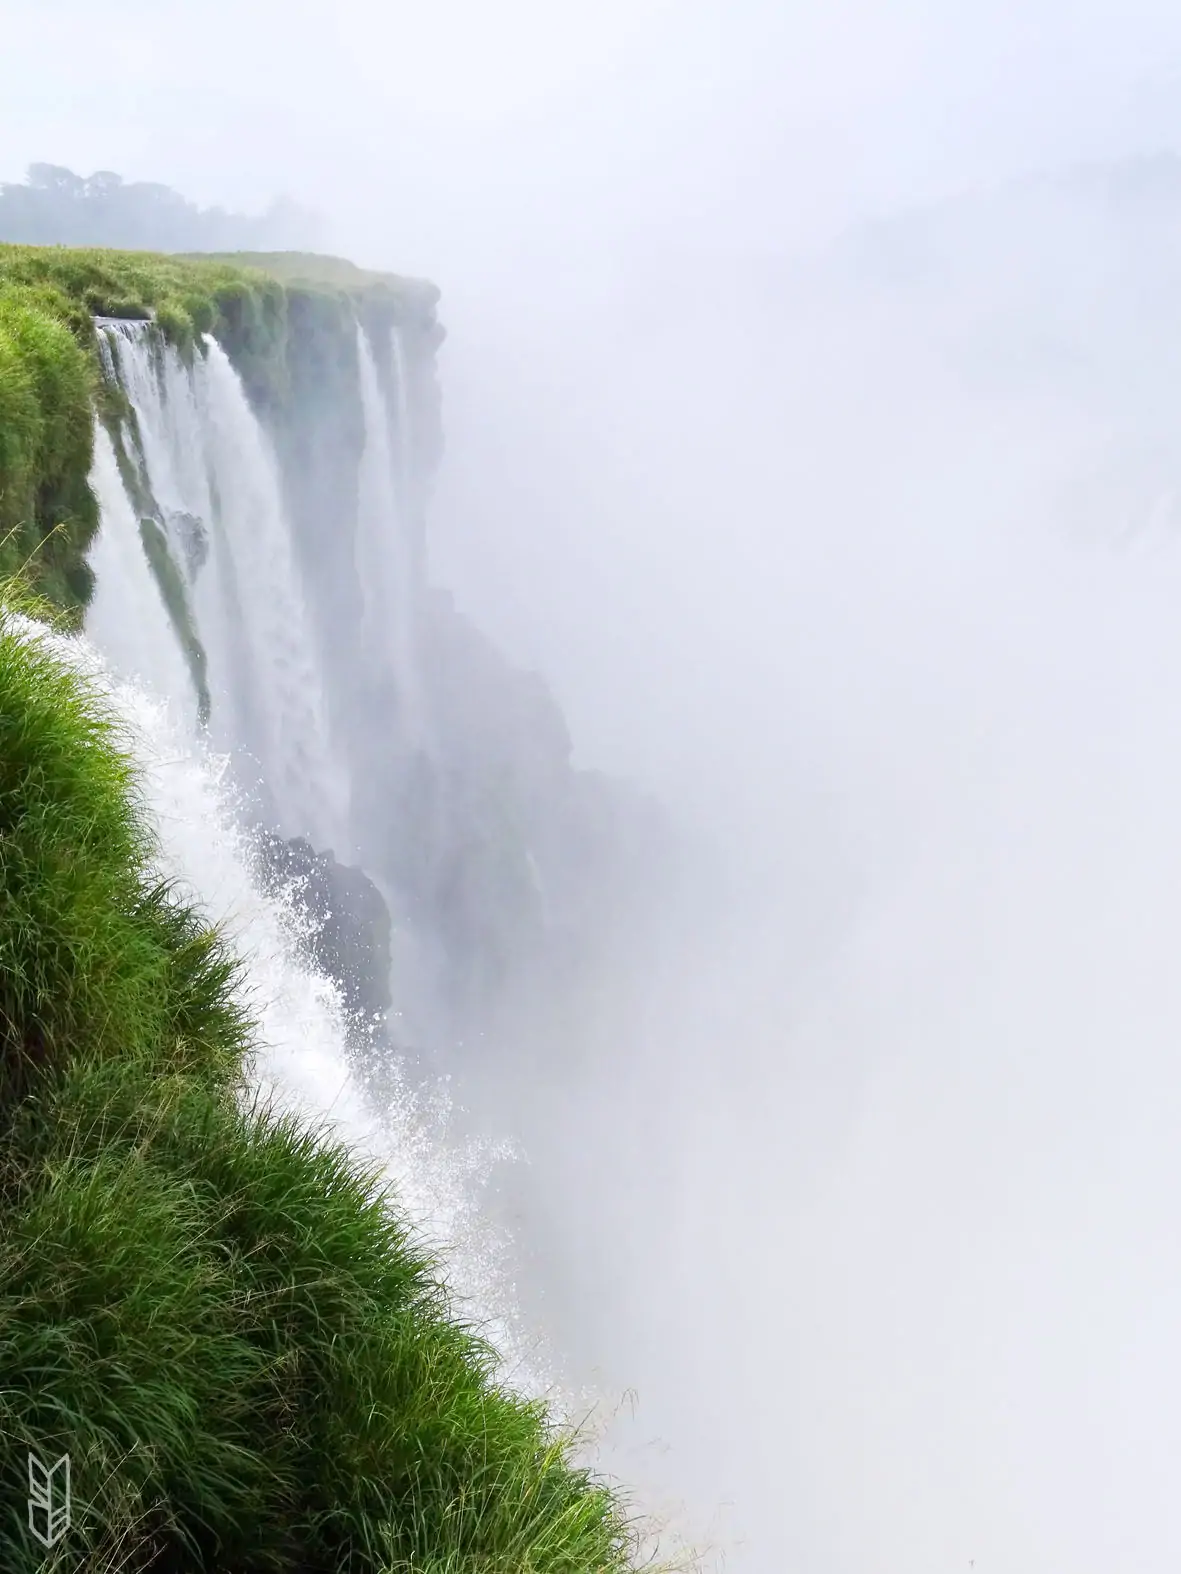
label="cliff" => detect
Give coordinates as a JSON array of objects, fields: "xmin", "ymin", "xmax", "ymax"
[
  {"xmin": 0, "ymin": 241, "xmax": 678, "ymax": 1566},
  {"xmin": 0, "ymin": 242, "xmax": 673, "ymax": 1043}
]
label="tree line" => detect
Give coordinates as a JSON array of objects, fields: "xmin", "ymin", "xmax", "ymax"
[{"xmin": 0, "ymin": 163, "xmax": 322, "ymax": 254}]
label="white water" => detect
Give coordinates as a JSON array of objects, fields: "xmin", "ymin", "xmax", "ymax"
[
  {"xmin": 126, "ymin": 672, "xmax": 537, "ymax": 1378},
  {"xmin": 85, "ymin": 421, "xmax": 195, "ymax": 718},
  {"xmin": 388, "ymin": 325, "xmax": 429, "ymax": 752},
  {"xmin": 388, "ymin": 325, "xmax": 419, "ymax": 577},
  {"xmin": 99, "ymin": 322, "xmax": 251, "ymax": 772},
  {"xmin": 355, "ymin": 322, "xmax": 425, "ymax": 754},
  {"xmin": 96, "ymin": 324, "xmax": 347, "ymax": 854},
  {"xmin": 193, "ymin": 340, "xmax": 348, "ymax": 852}
]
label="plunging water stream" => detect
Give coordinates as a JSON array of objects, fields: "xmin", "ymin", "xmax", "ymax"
[{"xmin": 94, "ymin": 322, "xmax": 347, "ymax": 852}]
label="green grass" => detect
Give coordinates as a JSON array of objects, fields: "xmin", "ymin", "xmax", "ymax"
[{"xmin": 0, "ymin": 609, "xmax": 640, "ymax": 1572}]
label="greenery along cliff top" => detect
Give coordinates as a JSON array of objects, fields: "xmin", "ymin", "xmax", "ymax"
[
  {"xmin": 0, "ymin": 242, "xmax": 439, "ymax": 378},
  {"xmin": 0, "ymin": 242, "xmax": 440, "ymax": 625},
  {"xmin": 191, "ymin": 247, "xmax": 441, "ymax": 304}
]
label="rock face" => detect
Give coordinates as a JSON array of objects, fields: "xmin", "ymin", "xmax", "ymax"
[
  {"xmin": 258, "ymin": 299, "xmax": 676, "ymax": 1042},
  {"xmin": 401, "ymin": 587, "xmax": 679, "ymax": 1032},
  {"xmin": 254, "ymin": 832, "xmax": 393, "ymax": 1022}
]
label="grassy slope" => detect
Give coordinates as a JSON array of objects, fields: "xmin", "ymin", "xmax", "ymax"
[
  {"xmin": 0, "ymin": 609, "xmax": 636, "ymax": 1571},
  {"xmin": 0, "ymin": 250, "xmax": 643, "ymax": 1570},
  {"xmin": 0, "ymin": 244, "xmax": 424, "ymax": 625}
]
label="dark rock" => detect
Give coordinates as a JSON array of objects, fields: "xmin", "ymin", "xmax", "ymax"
[
  {"xmin": 254, "ymin": 832, "xmax": 392, "ymax": 1020},
  {"xmin": 165, "ymin": 508, "xmax": 208, "ymax": 581}
]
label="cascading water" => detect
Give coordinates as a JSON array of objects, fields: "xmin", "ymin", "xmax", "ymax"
[
  {"xmin": 388, "ymin": 323, "xmax": 422, "ymax": 586},
  {"xmin": 96, "ymin": 322, "xmax": 347, "ymax": 855},
  {"xmin": 82, "ymin": 315, "xmax": 564, "ymax": 1410},
  {"xmin": 194, "ymin": 340, "xmax": 349, "ymax": 852},
  {"xmin": 355, "ymin": 321, "xmax": 426, "ymax": 754},
  {"xmin": 86, "ymin": 421, "xmax": 195, "ymax": 715}
]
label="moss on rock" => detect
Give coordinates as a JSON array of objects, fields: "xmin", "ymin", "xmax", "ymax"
[{"xmin": 138, "ymin": 515, "xmax": 211, "ymax": 725}]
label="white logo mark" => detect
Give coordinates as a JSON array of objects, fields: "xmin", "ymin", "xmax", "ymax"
[{"xmin": 27, "ymin": 1451, "xmax": 71, "ymax": 1548}]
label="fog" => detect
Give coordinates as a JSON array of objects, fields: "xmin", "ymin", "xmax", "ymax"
[
  {"xmin": 11, "ymin": 2, "xmax": 1181, "ymax": 1568},
  {"xmin": 440, "ymin": 227, "xmax": 1181, "ymax": 1569}
]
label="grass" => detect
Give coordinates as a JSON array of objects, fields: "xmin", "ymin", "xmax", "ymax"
[
  {"xmin": 191, "ymin": 250, "xmax": 438, "ymax": 305},
  {"xmin": 0, "ymin": 607, "xmax": 639, "ymax": 1571},
  {"xmin": 0, "ymin": 287, "xmax": 98, "ymax": 618},
  {"xmin": 0, "ymin": 244, "xmax": 283, "ymax": 358}
]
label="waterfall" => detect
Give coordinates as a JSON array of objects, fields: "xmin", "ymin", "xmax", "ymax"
[
  {"xmin": 94, "ymin": 323, "xmax": 347, "ymax": 855},
  {"xmin": 388, "ymin": 323, "xmax": 421, "ymax": 580},
  {"xmin": 193, "ymin": 339, "xmax": 348, "ymax": 852},
  {"xmin": 355, "ymin": 321, "xmax": 425, "ymax": 755},
  {"xmin": 86, "ymin": 421, "xmax": 195, "ymax": 716},
  {"xmin": 80, "ymin": 316, "xmax": 567, "ymax": 1397}
]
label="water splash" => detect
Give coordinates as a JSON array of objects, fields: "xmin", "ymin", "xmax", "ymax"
[
  {"xmin": 193, "ymin": 338, "xmax": 348, "ymax": 852},
  {"xmin": 20, "ymin": 603, "xmax": 550, "ymax": 1396},
  {"xmin": 130, "ymin": 678, "xmax": 532, "ymax": 1378}
]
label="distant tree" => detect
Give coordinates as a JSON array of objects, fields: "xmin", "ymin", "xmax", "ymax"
[{"xmin": 0, "ymin": 163, "xmax": 324, "ymax": 253}]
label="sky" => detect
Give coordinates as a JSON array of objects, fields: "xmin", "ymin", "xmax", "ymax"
[{"xmin": 8, "ymin": 0, "xmax": 1181, "ymax": 282}]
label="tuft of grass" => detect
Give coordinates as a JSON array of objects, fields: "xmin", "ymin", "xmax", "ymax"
[{"xmin": 0, "ymin": 610, "xmax": 641, "ymax": 1571}]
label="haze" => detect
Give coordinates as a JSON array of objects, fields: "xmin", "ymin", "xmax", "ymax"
[{"xmin": 11, "ymin": 3, "xmax": 1181, "ymax": 1569}]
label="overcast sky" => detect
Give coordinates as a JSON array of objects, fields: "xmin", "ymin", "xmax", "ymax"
[{"xmin": 8, "ymin": 0, "xmax": 1181, "ymax": 283}]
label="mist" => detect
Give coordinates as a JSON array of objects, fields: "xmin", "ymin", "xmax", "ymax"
[
  {"xmin": 434, "ymin": 205, "xmax": 1181, "ymax": 1570},
  {"xmin": 11, "ymin": 2, "xmax": 1181, "ymax": 1568}
]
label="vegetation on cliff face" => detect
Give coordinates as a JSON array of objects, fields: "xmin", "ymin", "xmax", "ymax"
[
  {"xmin": 0, "ymin": 610, "xmax": 636, "ymax": 1572},
  {"xmin": 0, "ymin": 284, "xmax": 98, "ymax": 616},
  {"xmin": 0, "ymin": 243, "xmax": 437, "ymax": 628}
]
